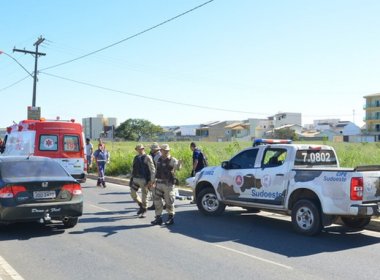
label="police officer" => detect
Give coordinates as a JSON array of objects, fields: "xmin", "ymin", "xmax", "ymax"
[
  {"xmin": 149, "ymin": 142, "xmax": 161, "ymax": 165},
  {"xmin": 130, "ymin": 144, "xmax": 156, "ymax": 218},
  {"xmin": 151, "ymin": 144, "xmax": 181, "ymax": 226},
  {"xmin": 147, "ymin": 142, "xmax": 162, "ymax": 210}
]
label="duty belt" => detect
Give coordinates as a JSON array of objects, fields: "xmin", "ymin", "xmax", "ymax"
[{"xmin": 156, "ymin": 179, "xmax": 169, "ymax": 183}]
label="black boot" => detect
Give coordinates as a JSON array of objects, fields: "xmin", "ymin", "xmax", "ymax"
[
  {"xmin": 139, "ymin": 208, "xmax": 147, "ymax": 218},
  {"xmin": 147, "ymin": 204, "xmax": 155, "ymax": 210},
  {"xmin": 165, "ymin": 214, "xmax": 174, "ymax": 225},
  {"xmin": 102, "ymin": 181, "xmax": 107, "ymax": 188},
  {"xmin": 137, "ymin": 203, "xmax": 144, "ymax": 215},
  {"xmin": 151, "ymin": 216, "xmax": 162, "ymax": 225}
]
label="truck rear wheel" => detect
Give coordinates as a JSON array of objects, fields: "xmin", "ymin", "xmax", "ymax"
[
  {"xmin": 341, "ymin": 216, "xmax": 371, "ymax": 229},
  {"xmin": 291, "ymin": 199, "xmax": 322, "ymax": 236},
  {"xmin": 197, "ymin": 188, "xmax": 226, "ymax": 216}
]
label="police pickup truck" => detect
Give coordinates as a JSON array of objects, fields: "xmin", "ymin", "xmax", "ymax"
[{"xmin": 187, "ymin": 139, "xmax": 380, "ymax": 235}]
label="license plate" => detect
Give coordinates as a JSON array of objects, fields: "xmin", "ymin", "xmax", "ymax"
[{"xmin": 33, "ymin": 191, "xmax": 56, "ymax": 199}]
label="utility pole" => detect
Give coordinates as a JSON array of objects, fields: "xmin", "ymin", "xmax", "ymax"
[{"xmin": 13, "ymin": 36, "xmax": 46, "ymax": 107}]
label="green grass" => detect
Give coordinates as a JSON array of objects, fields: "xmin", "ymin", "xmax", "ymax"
[{"xmin": 91, "ymin": 140, "xmax": 380, "ymax": 183}]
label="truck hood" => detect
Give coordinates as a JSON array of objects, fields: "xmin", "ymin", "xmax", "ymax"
[{"xmin": 186, "ymin": 166, "xmax": 222, "ymax": 190}]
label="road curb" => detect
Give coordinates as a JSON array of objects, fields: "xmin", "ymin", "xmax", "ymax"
[{"xmin": 87, "ymin": 174, "xmax": 380, "ymax": 232}]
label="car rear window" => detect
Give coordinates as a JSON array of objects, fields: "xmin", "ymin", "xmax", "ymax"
[
  {"xmin": 295, "ymin": 149, "xmax": 337, "ymax": 167},
  {"xmin": 0, "ymin": 160, "xmax": 69, "ymax": 179}
]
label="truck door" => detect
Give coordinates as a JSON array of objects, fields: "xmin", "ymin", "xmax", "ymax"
[
  {"xmin": 219, "ymin": 148, "xmax": 259, "ymax": 202},
  {"xmin": 253, "ymin": 147, "xmax": 288, "ymax": 206}
]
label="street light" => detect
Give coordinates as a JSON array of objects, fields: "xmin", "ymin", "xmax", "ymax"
[{"xmin": 0, "ymin": 50, "xmax": 34, "ymax": 79}]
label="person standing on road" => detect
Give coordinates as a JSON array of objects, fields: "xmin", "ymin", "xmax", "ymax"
[
  {"xmin": 85, "ymin": 138, "xmax": 94, "ymax": 168},
  {"xmin": 189, "ymin": 142, "xmax": 207, "ymax": 204},
  {"xmin": 151, "ymin": 144, "xmax": 181, "ymax": 226},
  {"xmin": 147, "ymin": 142, "xmax": 161, "ymax": 210},
  {"xmin": 93, "ymin": 143, "xmax": 110, "ymax": 188},
  {"xmin": 0, "ymin": 137, "xmax": 4, "ymax": 153},
  {"xmin": 190, "ymin": 142, "xmax": 207, "ymax": 176},
  {"xmin": 130, "ymin": 144, "xmax": 156, "ymax": 218}
]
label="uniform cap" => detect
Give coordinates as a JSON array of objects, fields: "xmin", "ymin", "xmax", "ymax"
[
  {"xmin": 150, "ymin": 142, "xmax": 160, "ymax": 151},
  {"xmin": 135, "ymin": 144, "xmax": 145, "ymax": 150},
  {"xmin": 160, "ymin": 144, "xmax": 170, "ymax": 151}
]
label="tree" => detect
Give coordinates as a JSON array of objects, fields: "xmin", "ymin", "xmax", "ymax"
[
  {"xmin": 115, "ymin": 119, "xmax": 163, "ymax": 141},
  {"xmin": 273, "ymin": 127, "xmax": 296, "ymax": 140}
]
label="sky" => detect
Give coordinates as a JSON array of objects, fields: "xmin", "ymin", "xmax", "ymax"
[{"xmin": 1, "ymin": 0, "xmax": 380, "ymax": 129}]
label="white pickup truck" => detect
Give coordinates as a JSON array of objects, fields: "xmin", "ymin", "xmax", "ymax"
[{"xmin": 187, "ymin": 139, "xmax": 380, "ymax": 235}]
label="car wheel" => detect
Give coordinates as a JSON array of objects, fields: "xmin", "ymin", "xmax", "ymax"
[
  {"xmin": 196, "ymin": 188, "xmax": 226, "ymax": 216},
  {"xmin": 291, "ymin": 199, "xmax": 322, "ymax": 236},
  {"xmin": 62, "ymin": 217, "xmax": 78, "ymax": 228},
  {"xmin": 341, "ymin": 216, "xmax": 371, "ymax": 229}
]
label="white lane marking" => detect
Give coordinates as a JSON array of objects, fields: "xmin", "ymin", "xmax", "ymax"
[
  {"xmin": 213, "ymin": 244, "xmax": 293, "ymax": 270},
  {"xmin": 0, "ymin": 255, "xmax": 24, "ymax": 280}
]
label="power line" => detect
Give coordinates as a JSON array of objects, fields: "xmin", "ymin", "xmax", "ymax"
[
  {"xmin": 1, "ymin": 1, "xmax": 215, "ymax": 93},
  {"xmin": 0, "ymin": 51, "xmax": 34, "ymax": 78},
  {"xmin": 41, "ymin": 0, "xmax": 215, "ymax": 71},
  {"xmin": 41, "ymin": 71, "xmax": 269, "ymax": 116},
  {"xmin": 40, "ymin": 72, "xmax": 360, "ymax": 120},
  {"xmin": 0, "ymin": 75, "xmax": 30, "ymax": 93}
]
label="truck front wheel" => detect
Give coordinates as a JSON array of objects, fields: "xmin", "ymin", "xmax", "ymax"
[
  {"xmin": 341, "ymin": 216, "xmax": 371, "ymax": 229},
  {"xmin": 197, "ymin": 188, "xmax": 226, "ymax": 216},
  {"xmin": 291, "ymin": 199, "xmax": 323, "ymax": 236}
]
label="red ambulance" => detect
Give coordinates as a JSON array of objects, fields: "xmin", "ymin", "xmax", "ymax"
[{"xmin": 1, "ymin": 119, "xmax": 87, "ymax": 182}]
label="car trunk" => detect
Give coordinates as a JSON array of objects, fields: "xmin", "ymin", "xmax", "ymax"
[{"xmin": 0, "ymin": 179, "xmax": 80, "ymax": 206}]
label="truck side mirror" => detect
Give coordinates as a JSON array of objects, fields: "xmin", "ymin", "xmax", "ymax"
[{"xmin": 221, "ymin": 161, "xmax": 229, "ymax": 169}]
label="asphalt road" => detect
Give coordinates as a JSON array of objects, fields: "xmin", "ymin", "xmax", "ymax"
[{"xmin": 0, "ymin": 179, "xmax": 380, "ymax": 280}]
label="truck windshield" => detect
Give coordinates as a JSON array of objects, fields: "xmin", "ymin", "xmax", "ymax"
[{"xmin": 295, "ymin": 149, "xmax": 337, "ymax": 167}]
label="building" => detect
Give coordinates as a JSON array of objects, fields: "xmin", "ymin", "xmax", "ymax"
[
  {"xmin": 268, "ymin": 112, "xmax": 302, "ymax": 128},
  {"xmin": 196, "ymin": 121, "xmax": 243, "ymax": 142},
  {"xmin": 82, "ymin": 114, "xmax": 117, "ymax": 140},
  {"xmin": 313, "ymin": 119, "xmax": 340, "ymax": 131},
  {"xmin": 363, "ymin": 93, "xmax": 380, "ymax": 141},
  {"xmin": 332, "ymin": 121, "xmax": 361, "ymax": 136},
  {"xmin": 159, "ymin": 124, "xmax": 200, "ymax": 141},
  {"xmin": 245, "ymin": 118, "xmax": 270, "ymax": 139},
  {"xmin": 224, "ymin": 122, "xmax": 250, "ymax": 141}
]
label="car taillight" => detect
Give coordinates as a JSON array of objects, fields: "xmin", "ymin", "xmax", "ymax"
[
  {"xmin": 350, "ymin": 177, "xmax": 363, "ymax": 201},
  {"xmin": 62, "ymin": 183, "xmax": 82, "ymax": 195},
  {"xmin": 0, "ymin": 185, "xmax": 27, "ymax": 198}
]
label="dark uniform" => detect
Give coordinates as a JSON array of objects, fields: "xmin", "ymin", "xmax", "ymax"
[{"xmin": 93, "ymin": 144, "xmax": 110, "ymax": 187}]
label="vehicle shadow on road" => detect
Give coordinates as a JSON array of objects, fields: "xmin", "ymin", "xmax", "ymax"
[
  {"xmin": 167, "ymin": 209, "xmax": 380, "ymax": 257},
  {"xmin": 0, "ymin": 222, "xmax": 66, "ymax": 241},
  {"xmin": 67, "ymin": 208, "xmax": 153, "ymax": 237},
  {"xmin": 69, "ymin": 223, "xmax": 151, "ymax": 237}
]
